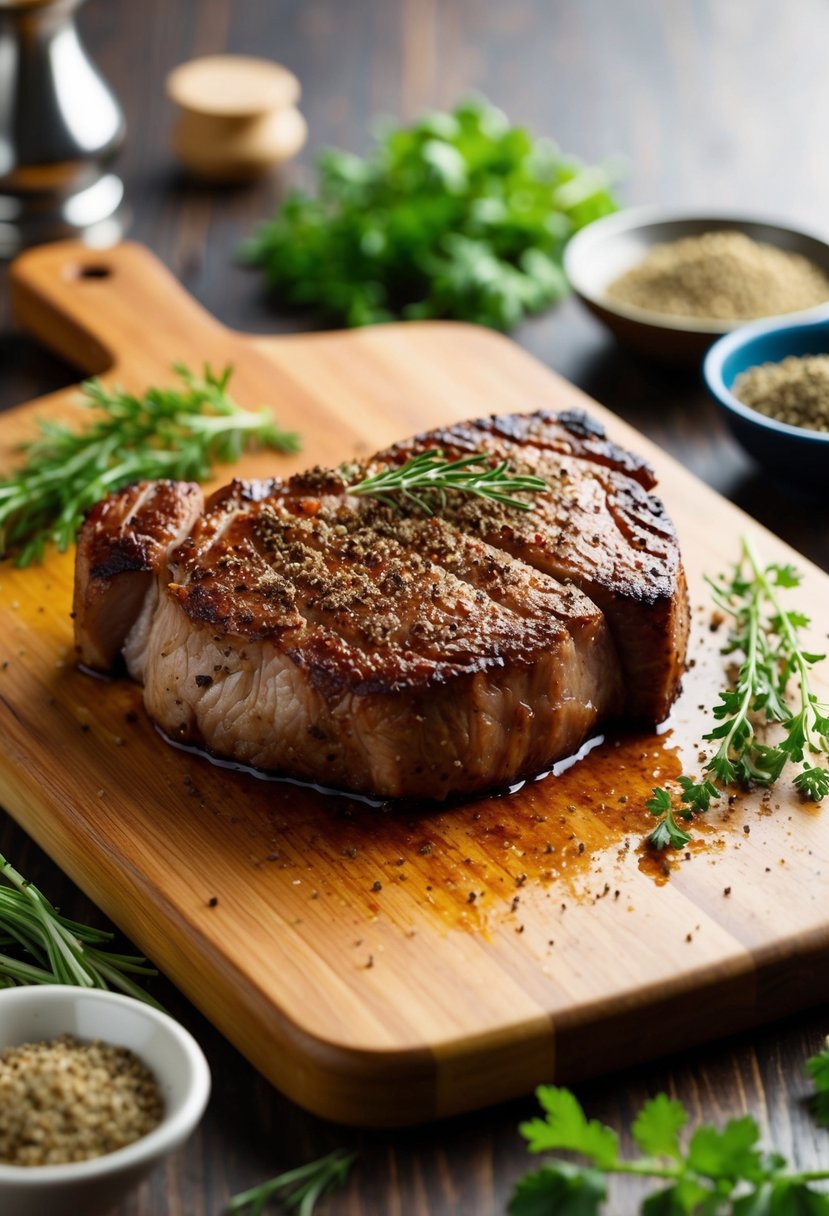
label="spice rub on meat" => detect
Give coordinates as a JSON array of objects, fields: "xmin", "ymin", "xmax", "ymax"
[{"xmin": 73, "ymin": 410, "xmax": 689, "ymax": 800}]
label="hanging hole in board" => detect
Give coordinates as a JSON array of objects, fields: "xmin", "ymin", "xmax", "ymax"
[{"xmin": 64, "ymin": 263, "xmax": 113, "ymax": 281}]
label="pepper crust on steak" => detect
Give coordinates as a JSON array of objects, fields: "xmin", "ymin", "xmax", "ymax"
[{"xmin": 73, "ymin": 410, "xmax": 689, "ymax": 800}]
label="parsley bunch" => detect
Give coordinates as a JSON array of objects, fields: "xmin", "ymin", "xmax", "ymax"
[
  {"xmin": 0, "ymin": 364, "xmax": 300, "ymax": 567},
  {"xmin": 510, "ymin": 1075, "xmax": 829, "ymax": 1215},
  {"xmin": 647, "ymin": 536, "xmax": 829, "ymax": 850},
  {"xmin": 241, "ymin": 98, "xmax": 618, "ymax": 330}
]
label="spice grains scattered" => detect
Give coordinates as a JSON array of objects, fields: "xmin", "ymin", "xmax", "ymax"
[
  {"xmin": 0, "ymin": 1034, "xmax": 164, "ymax": 1166},
  {"xmin": 733, "ymin": 353, "xmax": 829, "ymax": 433},
  {"xmin": 606, "ymin": 231, "xmax": 829, "ymax": 321}
]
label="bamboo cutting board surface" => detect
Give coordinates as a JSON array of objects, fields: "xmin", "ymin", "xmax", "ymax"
[{"xmin": 2, "ymin": 240, "xmax": 829, "ymax": 1127}]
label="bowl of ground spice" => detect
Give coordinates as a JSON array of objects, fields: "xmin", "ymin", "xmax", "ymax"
[
  {"xmin": 564, "ymin": 208, "xmax": 829, "ymax": 362},
  {"xmin": 0, "ymin": 986, "xmax": 210, "ymax": 1216},
  {"xmin": 704, "ymin": 314, "xmax": 829, "ymax": 483}
]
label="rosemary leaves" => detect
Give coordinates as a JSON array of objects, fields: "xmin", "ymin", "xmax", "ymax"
[
  {"xmin": 0, "ymin": 364, "xmax": 300, "ymax": 567},
  {"xmin": 347, "ymin": 449, "xmax": 547, "ymax": 514}
]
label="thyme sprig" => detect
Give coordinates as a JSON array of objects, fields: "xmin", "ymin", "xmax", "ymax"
[
  {"xmin": 647, "ymin": 536, "xmax": 829, "ymax": 850},
  {"xmin": 229, "ymin": 1149, "xmax": 357, "ymax": 1216},
  {"xmin": 0, "ymin": 853, "xmax": 161, "ymax": 1008},
  {"xmin": 347, "ymin": 448, "xmax": 547, "ymax": 514},
  {"xmin": 0, "ymin": 363, "xmax": 301, "ymax": 567}
]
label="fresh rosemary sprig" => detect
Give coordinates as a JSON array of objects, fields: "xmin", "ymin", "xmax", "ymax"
[
  {"xmin": 0, "ymin": 363, "xmax": 301, "ymax": 567},
  {"xmin": 647, "ymin": 536, "xmax": 829, "ymax": 850},
  {"xmin": 229, "ymin": 1149, "xmax": 357, "ymax": 1216},
  {"xmin": 509, "ymin": 1062, "xmax": 829, "ymax": 1215},
  {"xmin": 0, "ymin": 853, "xmax": 161, "ymax": 1008},
  {"xmin": 347, "ymin": 448, "xmax": 547, "ymax": 514}
]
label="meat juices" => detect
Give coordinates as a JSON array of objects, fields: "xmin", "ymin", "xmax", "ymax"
[{"xmin": 73, "ymin": 410, "xmax": 689, "ymax": 800}]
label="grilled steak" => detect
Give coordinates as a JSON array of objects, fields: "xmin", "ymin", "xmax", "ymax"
[{"xmin": 74, "ymin": 410, "xmax": 689, "ymax": 800}]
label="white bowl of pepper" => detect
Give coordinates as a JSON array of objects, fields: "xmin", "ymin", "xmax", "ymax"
[
  {"xmin": 0, "ymin": 986, "xmax": 211, "ymax": 1216},
  {"xmin": 565, "ymin": 207, "xmax": 829, "ymax": 363}
]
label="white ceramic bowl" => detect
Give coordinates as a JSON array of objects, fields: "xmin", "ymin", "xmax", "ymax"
[
  {"xmin": 564, "ymin": 206, "xmax": 829, "ymax": 363},
  {"xmin": 0, "ymin": 986, "xmax": 211, "ymax": 1216}
]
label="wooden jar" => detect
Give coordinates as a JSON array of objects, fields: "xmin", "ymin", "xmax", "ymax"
[{"xmin": 167, "ymin": 55, "xmax": 307, "ymax": 182}]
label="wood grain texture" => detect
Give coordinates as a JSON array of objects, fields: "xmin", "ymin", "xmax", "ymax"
[
  {"xmin": 2, "ymin": 1, "xmax": 829, "ymax": 1211},
  {"xmin": 2, "ymin": 240, "xmax": 828, "ymax": 1131}
]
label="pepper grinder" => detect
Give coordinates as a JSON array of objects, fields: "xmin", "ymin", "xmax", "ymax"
[{"xmin": 0, "ymin": 0, "xmax": 126, "ymax": 257}]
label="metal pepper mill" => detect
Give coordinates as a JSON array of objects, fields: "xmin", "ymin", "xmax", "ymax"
[{"xmin": 0, "ymin": 0, "xmax": 126, "ymax": 256}]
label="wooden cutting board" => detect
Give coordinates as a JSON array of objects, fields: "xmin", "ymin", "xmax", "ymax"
[{"xmin": 2, "ymin": 240, "xmax": 829, "ymax": 1128}]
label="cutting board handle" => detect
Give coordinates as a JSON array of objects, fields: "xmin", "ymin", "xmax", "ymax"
[{"xmin": 10, "ymin": 240, "xmax": 230, "ymax": 379}]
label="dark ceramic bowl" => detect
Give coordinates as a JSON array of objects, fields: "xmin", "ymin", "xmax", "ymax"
[
  {"xmin": 564, "ymin": 207, "xmax": 829, "ymax": 364},
  {"xmin": 703, "ymin": 314, "xmax": 829, "ymax": 483}
]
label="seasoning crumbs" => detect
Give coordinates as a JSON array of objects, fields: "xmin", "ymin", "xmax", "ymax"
[{"xmin": 0, "ymin": 1035, "xmax": 164, "ymax": 1166}]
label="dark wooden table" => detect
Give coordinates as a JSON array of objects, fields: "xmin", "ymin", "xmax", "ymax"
[{"xmin": 1, "ymin": 1, "xmax": 828, "ymax": 1211}]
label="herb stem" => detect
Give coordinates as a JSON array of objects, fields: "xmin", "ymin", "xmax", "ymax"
[
  {"xmin": 347, "ymin": 449, "xmax": 547, "ymax": 514},
  {"xmin": 744, "ymin": 535, "xmax": 823, "ymax": 752},
  {"xmin": 0, "ymin": 365, "xmax": 300, "ymax": 567},
  {"xmin": 0, "ymin": 853, "xmax": 162, "ymax": 1007}
]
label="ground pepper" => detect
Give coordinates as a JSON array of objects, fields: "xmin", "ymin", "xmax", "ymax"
[
  {"xmin": 733, "ymin": 353, "xmax": 829, "ymax": 432},
  {"xmin": 606, "ymin": 231, "xmax": 829, "ymax": 321},
  {"xmin": 0, "ymin": 1034, "xmax": 164, "ymax": 1166}
]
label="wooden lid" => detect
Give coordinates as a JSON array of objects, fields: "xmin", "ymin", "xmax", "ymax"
[{"xmin": 167, "ymin": 55, "xmax": 300, "ymax": 119}]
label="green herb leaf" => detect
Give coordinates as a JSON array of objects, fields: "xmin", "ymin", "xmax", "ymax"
[
  {"xmin": 508, "ymin": 1163, "xmax": 607, "ymax": 1216},
  {"xmin": 807, "ymin": 1039, "xmax": 829, "ymax": 1128},
  {"xmin": 685, "ymin": 1116, "xmax": 764, "ymax": 1183},
  {"xmin": 241, "ymin": 97, "xmax": 618, "ymax": 331},
  {"xmin": 632, "ymin": 1094, "xmax": 688, "ymax": 1160},
  {"xmin": 519, "ymin": 1086, "xmax": 619, "ymax": 1167},
  {"xmin": 641, "ymin": 1179, "xmax": 716, "ymax": 1215},
  {"xmin": 677, "ymin": 776, "xmax": 721, "ymax": 814},
  {"xmin": 646, "ymin": 787, "xmax": 673, "ymax": 816},
  {"xmin": 648, "ymin": 810, "xmax": 692, "ymax": 851},
  {"xmin": 732, "ymin": 1181, "xmax": 829, "ymax": 1215},
  {"xmin": 0, "ymin": 364, "xmax": 300, "ymax": 568},
  {"xmin": 795, "ymin": 766, "xmax": 829, "ymax": 802}
]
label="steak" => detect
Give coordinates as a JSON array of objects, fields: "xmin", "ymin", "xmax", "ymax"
[{"xmin": 74, "ymin": 410, "xmax": 689, "ymax": 800}]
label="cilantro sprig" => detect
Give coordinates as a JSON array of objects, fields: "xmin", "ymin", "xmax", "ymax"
[
  {"xmin": 0, "ymin": 364, "xmax": 300, "ymax": 567},
  {"xmin": 241, "ymin": 97, "xmax": 618, "ymax": 331},
  {"xmin": 510, "ymin": 1060, "xmax": 829, "ymax": 1215},
  {"xmin": 647, "ymin": 537, "xmax": 829, "ymax": 851},
  {"xmin": 230, "ymin": 1045, "xmax": 829, "ymax": 1215}
]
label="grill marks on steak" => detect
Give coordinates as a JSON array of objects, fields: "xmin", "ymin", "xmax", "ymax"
[
  {"xmin": 73, "ymin": 409, "xmax": 688, "ymax": 800},
  {"xmin": 73, "ymin": 480, "xmax": 204, "ymax": 671},
  {"xmin": 375, "ymin": 412, "xmax": 689, "ymax": 721}
]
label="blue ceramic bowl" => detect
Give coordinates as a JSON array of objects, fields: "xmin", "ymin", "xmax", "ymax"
[{"xmin": 703, "ymin": 312, "xmax": 829, "ymax": 483}]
